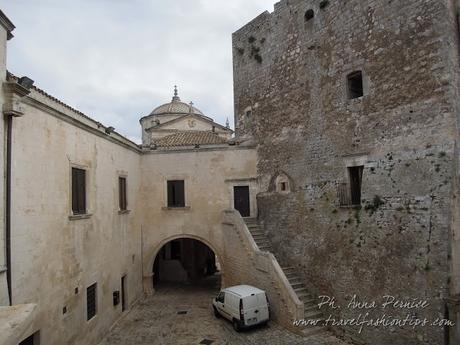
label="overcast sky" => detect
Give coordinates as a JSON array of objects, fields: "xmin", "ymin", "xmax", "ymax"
[{"xmin": 2, "ymin": 0, "xmax": 273, "ymax": 143}]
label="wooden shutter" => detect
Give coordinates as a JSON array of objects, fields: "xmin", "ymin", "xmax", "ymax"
[
  {"xmin": 175, "ymin": 181, "xmax": 185, "ymax": 207},
  {"xmin": 119, "ymin": 177, "xmax": 127, "ymax": 210},
  {"xmin": 87, "ymin": 283, "xmax": 97, "ymax": 320},
  {"xmin": 167, "ymin": 180, "xmax": 185, "ymax": 207},
  {"xmin": 72, "ymin": 168, "xmax": 86, "ymax": 214}
]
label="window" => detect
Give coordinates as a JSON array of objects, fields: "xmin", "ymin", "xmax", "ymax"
[
  {"xmin": 119, "ymin": 177, "xmax": 127, "ymax": 211},
  {"xmin": 87, "ymin": 283, "xmax": 97, "ymax": 321},
  {"xmin": 72, "ymin": 167, "xmax": 86, "ymax": 214},
  {"xmin": 121, "ymin": 275, "xmax": 127, "ymax": 312},
  {"xmin": 19, "ymin": 332, "xmax": 39, "ymax": 345},
  {"xmin": 348, "ymin": 166, "xmax": 364, "ymax": 205},
  {"xmin": 347, "ymin": 71, "xmax": 364, "ymax": 99},
  {"xmin": 275, "ymin": 173, "xmax": 290, "ymax": 193},
  {"xmin": 319, "ymin": 0, "xmax": 329, "ymax": 9},
  {"xmin": 305, "ymin": 9, "xmax": 314, "ymax": 21},
  {"xmin": 216, "ymin": 292, "xmax": 225, "ymax": 303},
  {"xmin": 167, "ymin": 180, "xmax": 185, "ymax": 207}
]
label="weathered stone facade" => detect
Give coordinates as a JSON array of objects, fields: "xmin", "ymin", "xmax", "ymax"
[{"xmin": 233, "ymin": 1, "xmax": 460, "ymax": 344}]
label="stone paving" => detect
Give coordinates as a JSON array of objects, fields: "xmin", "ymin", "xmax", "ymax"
[{"xmin": 98, "ymin": 277, "xmax": 351, "ymax": 345}]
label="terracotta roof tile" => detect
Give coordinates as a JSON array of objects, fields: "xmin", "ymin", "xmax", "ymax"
[{"xmin": 152, "ymin": 131, "xmax": 228, "ymax": 147}]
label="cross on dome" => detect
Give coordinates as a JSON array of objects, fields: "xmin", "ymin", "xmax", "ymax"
[{"xmin": 172, "ymin": 85, "xmax": 181, "ymax": 102}]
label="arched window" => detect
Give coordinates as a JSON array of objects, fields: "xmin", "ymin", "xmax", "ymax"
[
  {"xmin": 305, "ymin": 9, "xmax": 314, "ymax": 22},
  {"xmin": 275, "ymin": 174, "xmax": 291, "ymax": 193}
]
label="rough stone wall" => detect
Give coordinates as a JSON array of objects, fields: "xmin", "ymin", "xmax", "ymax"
[{"xmin": 233, "ymin": 1, "xmax": 459, "ymax": 344}]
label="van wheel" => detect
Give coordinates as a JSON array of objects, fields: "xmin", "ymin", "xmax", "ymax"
[
  {"xmin": 213, "ymin": 306, "xmax": 220, "ymax": 318},
  {"xmin": 233, "ymin": 319, "xmax": 241, "ymax": 332}
]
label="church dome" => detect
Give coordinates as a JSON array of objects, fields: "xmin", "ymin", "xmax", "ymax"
[{"xmin": 149, "ymin": 86, "xmax": 204, "ymax": 116}]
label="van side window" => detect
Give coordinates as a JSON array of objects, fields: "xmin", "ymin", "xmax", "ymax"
[{"xmin": 217, "ymin": 292, "xmax": 225, "ymax": 303}]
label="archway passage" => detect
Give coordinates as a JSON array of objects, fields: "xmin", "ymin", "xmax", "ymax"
[{"xmin": 152, "ymin": 238, "xmax": 221, "ymax": 289}]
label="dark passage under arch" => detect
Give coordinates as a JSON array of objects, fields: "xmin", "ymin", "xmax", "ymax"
[{"xmin": 152, "ymin": 238, "xmax": 221, "ymax": 288}]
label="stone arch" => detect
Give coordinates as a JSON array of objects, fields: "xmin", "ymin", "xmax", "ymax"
[
  {"xmin": 268, "ymin": 171, "xmax": 294, "ymax": 193},
  {"xmin": 144, "ymin": 233, "xmax": 225, "ymax": 291}
]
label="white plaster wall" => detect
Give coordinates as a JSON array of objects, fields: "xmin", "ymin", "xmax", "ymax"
[
  {"xmin": 139, "ymin": 147, "xmax": 257, "ymax": 288},
  {"xmin": 10, "ymin": 96, "xmax": 143, "ymax": 345}
]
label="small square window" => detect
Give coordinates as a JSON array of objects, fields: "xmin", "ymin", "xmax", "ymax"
[
  {"xmin": 87, "ymin": 283, "xmax": 97, "ymax": 321},
  {"xmin": 72, "ymin": 167, "xmax": 86, "ymax": 215},
  {"xmin": 119, "ymin": 177, "xmax": 127, "ymax": 211},
  {"xmin": 280, "ymin": 182, "xmax": 287, "ymax": 191},
  {"xmin": 167, "ymin": 180, "xmax": 185, "ymax": 207},
  {"xmin": 347, "ymin": 71, "xmax": 364, "ymax": 99}
]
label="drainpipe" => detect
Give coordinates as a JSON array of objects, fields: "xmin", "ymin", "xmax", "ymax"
[
  {"xmin": 5, "ymin": 114, "xmax": 11, "ymax": 305},
  {"xmin": 3, "ymin": 76, "xmax": 32, "ymax": 305}
]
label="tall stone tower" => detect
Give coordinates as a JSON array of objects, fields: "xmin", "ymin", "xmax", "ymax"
[{"xmin": 233, "ymin": 1, "xmax": 460, "ymax": 344}]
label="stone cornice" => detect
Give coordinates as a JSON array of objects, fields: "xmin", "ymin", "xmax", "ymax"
[
  {"xmin": 0, "ymin": 10, "xmax": 15, "ymax": 40},
  {"xmin": 2, "ymin": 81, "xmax": 30, "ymax": 117}
]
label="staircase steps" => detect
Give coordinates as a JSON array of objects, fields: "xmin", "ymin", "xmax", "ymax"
[{"xmin": 243, "ymin": 218, "xmax": 327, "ymax": 337}]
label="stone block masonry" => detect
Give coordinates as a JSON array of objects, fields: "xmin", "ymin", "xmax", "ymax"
[{"xmin": 233, "ymin": 0, "xmax": 460, "ymax": 344}]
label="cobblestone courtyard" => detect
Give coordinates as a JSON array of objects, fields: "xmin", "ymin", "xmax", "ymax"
[{"xmin": 98, "ymin": 277, "xmax": 350, "ymax": 345}]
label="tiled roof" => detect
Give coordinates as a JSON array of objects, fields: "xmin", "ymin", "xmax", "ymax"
[{"xmin": 152, "ymin": 131, "xmax": 228, "ymax": 147}]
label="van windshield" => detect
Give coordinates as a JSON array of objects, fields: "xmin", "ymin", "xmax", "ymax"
[{"xmin": 216, "ymin": 292, "xmax": 224, "ymax": 303}]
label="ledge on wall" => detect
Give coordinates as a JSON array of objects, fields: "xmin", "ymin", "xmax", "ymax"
[
  {"xmin": 161, "ymin": 206, "xmax": 191, "ymax": 211},
  {"xmin": 68, "ymin": 214, "xmax": 92, "ymax": 221},
  {"xmin": 0, "ymin": 304, "xmax": 37, "ymax": 345}
]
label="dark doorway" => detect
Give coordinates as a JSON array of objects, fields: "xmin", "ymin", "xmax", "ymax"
[
  {"xmin": 234, "ymin": 186, "xmax": 250, "ymax": 217},
  {"xmin": 348, "ymin": 166, "xmax": 364, "ymax": 205},
  {"xmin": 152, "ymin": 238, "xmax": 220, "ymax": 288},
  {"xmin": 121, "ymin": 275, "xmax": 127, "ymax": 312}
]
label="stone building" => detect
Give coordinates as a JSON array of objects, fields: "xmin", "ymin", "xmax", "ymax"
[
  {"xmin": 2, "ymin": 0, "xmax": 460, "ymax": 345},
  {"xmin": 0, "ymin": 9, "xmax": 260, "ymax": 344},
  {"xmin": 139, "ymin": 85, "xmax": 233, "ymax": 146},
  {"xmin": 232, "ymin": 0, "xmax": 460, "ymax": 345}
]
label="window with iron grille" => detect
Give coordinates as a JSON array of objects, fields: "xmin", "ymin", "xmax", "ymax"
[
  {"xmin": 119, "ymin": 177, "xmax": 127, "ymax": 211},
  {"xmin": 167, "ymin": 180, "xmax": 185, "ymax": 207},
  {"xmin": 87, "ymin": 283, "xmax": 97, "ymax": 321},
  {"xmin": 72, "ymin": 167, "xmax": 86, "ymax": 214}
]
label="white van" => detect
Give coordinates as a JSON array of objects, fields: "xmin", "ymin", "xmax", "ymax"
[{"xmin": 212, "ymin": 285, "xmax": 270, "ymax": 331}]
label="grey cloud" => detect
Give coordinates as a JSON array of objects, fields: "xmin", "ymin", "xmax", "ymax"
[{"xmin": 3, "ymin": 0, "xmax": 273, "ymax": 142}]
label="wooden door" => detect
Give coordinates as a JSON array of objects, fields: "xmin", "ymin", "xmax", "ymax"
[{"xmin": 234, "ymin": 186, "xmax": 250, "ymax": 217}]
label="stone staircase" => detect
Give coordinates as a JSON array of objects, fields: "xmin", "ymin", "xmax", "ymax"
[{"xmin": 244, "ymin": 217, "xmax": 325, "ymax": 337}]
